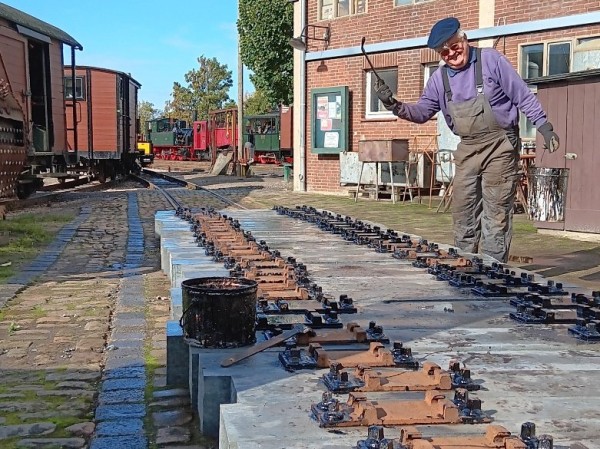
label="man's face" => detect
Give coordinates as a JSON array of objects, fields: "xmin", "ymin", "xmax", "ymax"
[{"xmin": 438, "ymin": 34, "xmax": 469, "ymax": 70}]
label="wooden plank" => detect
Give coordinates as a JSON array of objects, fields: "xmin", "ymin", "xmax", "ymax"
[{"xmin": 90, "ymin": 70, "xmax": 117, "ymax": 151}]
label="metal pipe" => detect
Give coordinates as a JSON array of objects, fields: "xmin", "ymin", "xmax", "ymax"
[
  {"xmin": 297, "ymin": 0, "xmax": 307, "ymax": 191},
  {"xmin": 70, "ymin": 46, "xmax": 77, "ymax": 162}
]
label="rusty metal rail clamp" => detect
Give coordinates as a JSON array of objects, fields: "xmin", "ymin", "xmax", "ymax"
[
  {"xmin": 311, "ymin": 389, "xmax": 491, "ymax": 427},
  {"xmin": 355, "ymin": 424, "xmax": 553, "ymax": 449}
]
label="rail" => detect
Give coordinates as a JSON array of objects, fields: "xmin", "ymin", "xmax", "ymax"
[{"xmin": 133, "ymin": 168, "xmax": 248, "ymax": 211}]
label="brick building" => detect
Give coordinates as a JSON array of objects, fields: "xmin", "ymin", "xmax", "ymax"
[{"xmin": 290, "ymin": 0, "xmax": 600, "ymax": 194}]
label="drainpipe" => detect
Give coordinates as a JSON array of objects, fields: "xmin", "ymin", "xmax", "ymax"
[{"xmin": 293, "ymin": 0, "xmax": 307, "ymax": 191}]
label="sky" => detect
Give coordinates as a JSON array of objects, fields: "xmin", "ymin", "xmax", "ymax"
[{"xmin": 5, "ymin": 0, "xmax": 253, "ymax": 110}]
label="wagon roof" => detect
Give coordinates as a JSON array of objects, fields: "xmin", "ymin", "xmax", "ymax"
[
  {"xmin": 0, "ymin": 3, "xmax": 82, "ymax": 49},
  {"xmin": 65, "ymin": 65, "xmax": 142, "ymax": 88}
]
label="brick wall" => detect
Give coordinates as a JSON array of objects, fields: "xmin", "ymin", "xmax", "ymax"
[{"xmin": 302, "ymin": 0, "xmax": 600, "ymax": 193}]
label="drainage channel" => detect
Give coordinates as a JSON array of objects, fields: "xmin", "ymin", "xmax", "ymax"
[{"xmin": 89, "ymin": 192, "xmax": 148, "ymax": 449}]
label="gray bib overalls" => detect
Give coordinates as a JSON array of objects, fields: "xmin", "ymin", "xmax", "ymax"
[{"xmin": 442, "ymin": 48, "xmax": 520, "ymax": 263}]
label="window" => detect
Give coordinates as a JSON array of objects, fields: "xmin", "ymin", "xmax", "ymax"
[
  {"xmin": 319, "ymin": 0, "xmax": 365, "ymax": 20},
  {"xmin": 574, "ymin": 36, "xmax": 600, "ymax": 71},
  {"xmin": 423, "ymin": 62, "xmax": 439, "ymax": 87},
  {"xmin": 547, "ymin": 42, "xmax": 571, "ymax": 75},
  {"xmin": 520, "ymin": 42, "xmax": 571, "ymax": 79},
  {"xmin": 365, "ymin": 69, "xmax": 398, "ymax": 118},
  {"xmin": 64, "ymin": 76, "xmax": 85, "ymax": 100}
]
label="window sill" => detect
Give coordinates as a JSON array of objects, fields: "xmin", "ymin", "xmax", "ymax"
[
  {"xmin": 316, "ymin": 12, "xmax": 367, "ymax": 23},
  {"xmin": 361, "ymin": 117, "xmax": 398, "ymax": 123}
]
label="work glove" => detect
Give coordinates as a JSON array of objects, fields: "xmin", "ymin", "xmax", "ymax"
[
  {"xmin": 537, "ymin": 122, "xmax": 560, "ymax": 153},
  {"xmin": 375, "ymin": 83, "xmax": 398, "ymax": 111}
]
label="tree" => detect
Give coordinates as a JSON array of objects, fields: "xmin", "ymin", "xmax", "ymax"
[
  {"xmin": 244, "ymin": 89, "xmax": 274, "ymax": 116},
  {"xmin": 238, "ymin": 0, "xmax": 293, "ymax": 106},
  {"xmin": 165, "ymin": 55, "xmax": 233, "ymax": 124},
  {"xmin": 137, "ymin": 100, "xmax": 160, "ymax": 136}
]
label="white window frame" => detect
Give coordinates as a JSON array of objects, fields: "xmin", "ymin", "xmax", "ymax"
[
  {"xmin": 519, "ymin": 40, "xmax": 572, "ymax": 79},
  {"xmin": 318, "ymin": 0, "xmax": 367, "ymax": 21},
  {"xmin": 519, "ymin": 86, "xmax": 538, "ymax": 141},
  {"xmin": 423, "ymin": 62, "xmax": 439, "ymax": 87},
  {"xmin": 64, "ymin": 76, "xmax": 85, "ymax": 100},
  {"xmin": 365, "ymin": 69, "xmax": 397, "ymax": 119}
]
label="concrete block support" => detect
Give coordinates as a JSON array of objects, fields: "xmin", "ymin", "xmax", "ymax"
[{"xmin": 166, "ymin": 321, "xmax": 187, "ymax": 387}]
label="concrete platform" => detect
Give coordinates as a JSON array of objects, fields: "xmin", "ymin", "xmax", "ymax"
[{"xmin": 157, "ymin": 209, "xmax": 599, "ymax": 449}]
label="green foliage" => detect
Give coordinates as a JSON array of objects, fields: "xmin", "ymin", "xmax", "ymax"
[
  {"xmin": 238, "ymin": 0, "xmax": 294, "ymax": 106},
  {"xmin": 0, "ymin": 213, "xmax": 73, "ymax": 283},
  {"xmin": 137, "ymin": 100, "xmax": 160, "ymax": 136},
  {"xmin": 165, "ymin": 56, "xmax": 233, "ymax": 124},
  {"xmin": 244, "ymin": 89, "xmax": 275, "ymax": 115},
  {"xmin": 223, "ymin": 99, "xmax": 238, "ymax": 109}
]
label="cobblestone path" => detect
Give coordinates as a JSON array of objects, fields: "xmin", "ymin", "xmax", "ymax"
[{"xmin": 0, "ymin": 188, "xmax": 214, "ymax": 448}]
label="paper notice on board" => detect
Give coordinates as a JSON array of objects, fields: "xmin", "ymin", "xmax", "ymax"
[
  {"xmin": 320, "ymin": 119, "xmax": 332, "ymax": 131},
  {"xmin": 328, "ymin": 101, "xmax": 338, "ymax": 120},
  {"xmin": 334, "ymin": 96, "xmax": 342, "ymax": 119},
  {"xmin": 317, "ymin": 96, "xmax": 328, "ymax": 119},
  {"xmin": 323, "ymin": 131, "xmax": 339, "ymax": 148}
]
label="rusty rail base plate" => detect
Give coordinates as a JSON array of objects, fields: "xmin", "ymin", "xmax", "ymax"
[
  {"xmin": 352, "ymin": 363, "xmax": 453, "ymax": 393},
  {"xmin": 312, "ymin": 391, "xmax": 491, "ymax": 428},
  {"xmin": 309, "ymin": 342, "xmax": 397, "ymax": 369},
  {"xmin": 312, "ymin": 391, "xmax": 462, "ymax": 428},
  {"xmin": 357, "ymin": 425, "xmax": 528, "ymax": 449},
  {"xmin": 293, "ymin": 322, "xmax": 389, "ymax": 346}
]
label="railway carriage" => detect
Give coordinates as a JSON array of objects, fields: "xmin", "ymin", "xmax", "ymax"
[
  {"xmin": 0, "ymin": 4, "xmax": 141, "ymax": 198},
  {"xmin": 0, "ymin": 3, "xmax": 82, "ymax": 198},
  {"xmin": 140, "ymin": 108, "xmax": 239, "ymax": 164},
  {"xmin": 64, "ymin": 66, "xmax": 141, "ymax": 182}
]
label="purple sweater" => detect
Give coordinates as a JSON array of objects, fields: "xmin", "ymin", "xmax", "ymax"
[{"xmin": 393, "ymin": 47, "xmax": 547, "ymax": 132}]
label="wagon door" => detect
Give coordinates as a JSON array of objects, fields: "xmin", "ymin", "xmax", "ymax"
[{"xmin": 0, "ymin": 27, "xmax": 30, "ymax": 135}]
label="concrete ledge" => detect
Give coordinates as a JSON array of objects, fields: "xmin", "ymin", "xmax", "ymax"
[{"xmin": 166, "ymin": 321, "xmax": 187, "ymax": 387}]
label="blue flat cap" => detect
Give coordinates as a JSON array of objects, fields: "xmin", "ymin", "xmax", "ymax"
[{"xmin": 427, "ymin": 17, "xmax": 460, "ymax": 49}]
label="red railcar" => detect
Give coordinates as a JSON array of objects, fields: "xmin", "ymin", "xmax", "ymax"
[{"xmin": 145, "ymin": 108, "xmax": 239, "ymax": 164}]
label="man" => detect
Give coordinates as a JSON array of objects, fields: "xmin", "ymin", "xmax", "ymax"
[
  {"xmin": 375, "ymin": 17, "xmax": 559, "ymax": 263},
  {"xmin": 245, "ymin": 127, "xmax": 256, "ymax": 164}
]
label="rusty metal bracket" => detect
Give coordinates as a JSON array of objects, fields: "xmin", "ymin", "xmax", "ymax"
[
  {"xmin": 356, "ymin": 425, "xmax": 530, "ymax": 449},
  {"xmin": 311, "ymin": 390, "xmax": 491, "ymax": 427},
  {"xmin": 309, "ymin": 342, "xmax": 397, "ymax": 369},
  {"xmin": 323, "ymin": 361, "xmax": 452, "ymax": 394}
]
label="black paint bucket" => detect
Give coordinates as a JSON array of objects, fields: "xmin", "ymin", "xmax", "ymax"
[{"xmin": 180, "ymin": 277, "xmax": 258, "ymax": 348}]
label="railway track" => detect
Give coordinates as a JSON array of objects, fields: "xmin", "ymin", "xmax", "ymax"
[{"xmin": 133, "ymin": 168, "xmax": 248, "ymax": 210}]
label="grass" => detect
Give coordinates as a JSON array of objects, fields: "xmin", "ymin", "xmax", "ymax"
[{"xmin": 0, "ymin": 212, "xmax": 74, "ymax": 282}]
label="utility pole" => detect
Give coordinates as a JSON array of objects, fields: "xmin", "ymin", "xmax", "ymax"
[{"xmin": 237, "ymin": 0, "xmax": 244, "ymax": 173}]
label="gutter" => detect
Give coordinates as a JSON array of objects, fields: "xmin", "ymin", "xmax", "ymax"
[{"xmin": 305, "ymin": 11, "xmax": 600, "ymax": 62}]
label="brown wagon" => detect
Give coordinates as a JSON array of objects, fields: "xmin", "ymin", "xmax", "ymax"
[
  {"xmin": 0, "ymin": 3, "xmax": 82, "ymax": 198},
  {"xmin": 64, "ymin": 66, "xmax": 141, "ymax": 182}
]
